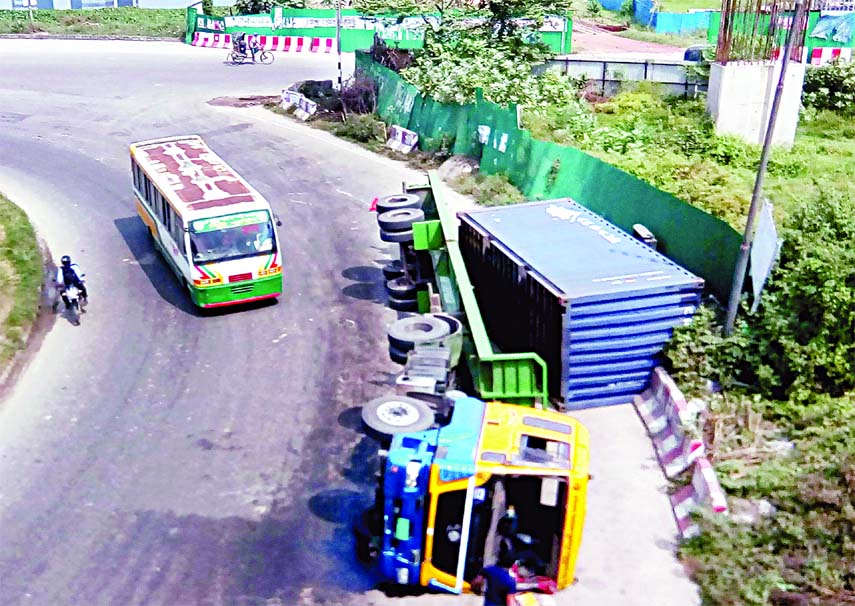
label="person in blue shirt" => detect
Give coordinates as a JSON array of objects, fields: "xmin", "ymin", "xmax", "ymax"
[
  {"xmin": 54, "ymin": 255, "xmax": 87, "ymax": 310},
  {"xmin": 473, "ymin": 552, "xmax": 517, "ymax": 606}
]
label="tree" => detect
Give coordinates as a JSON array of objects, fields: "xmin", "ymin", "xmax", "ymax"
[{"xmin": 234, "ymin": 0, "xmax": 272, "ymax": 15}]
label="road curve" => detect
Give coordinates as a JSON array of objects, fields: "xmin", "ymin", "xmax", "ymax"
[
  {"xmin": 0, "ymin": 39, "xmax": 701, "ymax": 606},
  {"xmin": 0, "ymin": 39, "xmax": 424, "ymax": 606}
]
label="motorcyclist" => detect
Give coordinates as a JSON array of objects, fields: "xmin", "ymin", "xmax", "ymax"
[{"xmin": 55, "ymin": 255, "xmax": 87, "ymax": 310}]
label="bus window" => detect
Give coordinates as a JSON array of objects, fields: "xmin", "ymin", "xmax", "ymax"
[{"xmin": 172, "ymin": 216, "xmax": 185, "ymax": 254}]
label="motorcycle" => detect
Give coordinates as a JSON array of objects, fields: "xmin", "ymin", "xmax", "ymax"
[{"xmin": 55, "ymin": 277, "xmax": 87, "ymax": 326}]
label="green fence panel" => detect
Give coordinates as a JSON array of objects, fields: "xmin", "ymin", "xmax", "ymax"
[{"xmin": 357, "ymin": 53, "xmax": 742, "ymax": 301}]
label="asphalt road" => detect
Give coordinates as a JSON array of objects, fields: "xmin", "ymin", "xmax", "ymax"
[{"xmin": 0, "ymin": 40, "xmax": 700, "ymax": 606}]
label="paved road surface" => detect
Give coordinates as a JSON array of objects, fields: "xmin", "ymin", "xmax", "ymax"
[{"xmin": 0, "ymin": 40, "xmax": 699, "ymax": 606}]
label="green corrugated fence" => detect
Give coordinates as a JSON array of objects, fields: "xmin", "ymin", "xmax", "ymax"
[{"xmin": 357, "ymin": 52, "xmax": 742, "ymax": 302}]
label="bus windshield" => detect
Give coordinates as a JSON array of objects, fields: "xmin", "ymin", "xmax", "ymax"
[{"xmin": 189, "ymin": 210, "xmax": 276, "ymax": 264}]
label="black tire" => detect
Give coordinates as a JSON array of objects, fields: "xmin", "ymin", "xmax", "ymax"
[
  {"xmin": 380, "ymin": 228, "xmax": 414, "ymax": 243},
  {"xmin": 382, "ymin": 260, "xmax": 404, "ymax": 281},
  {"xmin": 387, "ymin": 314, "xmax": 450, "ymax": 351},
  {"xmin": 385, "ymin": 277, "xmax": 416, "ymax": 299},
  {"xmin": 389, "ymin": 344, "xmax": 409, "ymax": 365},
  {"xmin": 376, "ymin": 194, "xmax": 422, "ymax": 214},
  {"xmin": 361, "ymin": 395, "xmax": 435, "ymax": 437},
  {"xmin": 377, "ymin": 208, "xmax": 424, "ymax": 232},
  {"xmin": 388, "ymin": 297, "xmax": 419, "ymax": 312},
  {"xmin": 259, "ymin": 51, "xmax": 274, "ymax": 64}
]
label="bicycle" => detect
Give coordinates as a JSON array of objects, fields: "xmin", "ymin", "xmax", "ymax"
[{"xmin": 226, "ymin": 48, "xmax": 274, "ymax": 65}]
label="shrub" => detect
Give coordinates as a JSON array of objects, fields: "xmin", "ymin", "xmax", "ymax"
[
  {"xmin": 201, "ymin": 0, "xmax": 214, "ymax": 15},
  {"xmin": 738, "ymin": 191, "xmax": 855, "ymax": 400},
  {"xmin": 803, "ymin": 60, "xmax": 855, "ymax": 115},
  {"xmin": 450, "ymin": 172, "xmax": 525, "ymax": 206},
  {"xmin": 330, "ymin": 114, "xmax": 386, "ymax": 143}
]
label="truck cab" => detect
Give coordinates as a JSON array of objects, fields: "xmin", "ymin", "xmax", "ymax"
[{"xmin": 360, "ymin": 396, "xmax": 590, "ymax": 595}]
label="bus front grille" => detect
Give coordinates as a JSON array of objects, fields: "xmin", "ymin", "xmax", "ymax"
[{"xmin": 230, "ymin": 284, "xmax": 254, "ymax": 294}]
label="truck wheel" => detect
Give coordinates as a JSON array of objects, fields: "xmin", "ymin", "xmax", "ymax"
[
  {"xmin": 387, "ymin": 314, "xmax": 450, "ymax": 351},
  {"xmin": 389, "ymin": 344, "xmax": 408, "ymax": 365},
  {"xmin": 386, "ymin": 277, "xmax": 416, "ymax": 300},
  {"xmin": 376, "ymin": 193, "xmax": 422, "ymax": 214},
  {"xmin": 388, "ymin": 297, "xmax": 419, "ymax": 312},
  {"xmin": 362, "ymin": 395, "xmax": 436, "ymax": 437},
  {"xmin": 379, "ymin": 228, "xmax": 415, "ymax": 243},
  {"xmin": 382, "ymin": 260, "xmax": 405, "ymax": 281},
  {"xmin": 378, "ymin": 208, "xmax": 424, "ymax": 232}
]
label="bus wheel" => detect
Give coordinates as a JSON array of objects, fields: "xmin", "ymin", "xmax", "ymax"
[{"xmin": 362, "ymin": 395, "xmax": 435, "ymax": 438}]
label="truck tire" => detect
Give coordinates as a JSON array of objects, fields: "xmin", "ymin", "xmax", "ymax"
[
  {"xmin": 362, "ymin": 395, "xmax": 436, "ymax": 437},
  {"xmin": 385, "ymin": 277, "xmax": 417, "ymax": 300},
  {"xmin": 377, "ymin": 208, "xmax": 425, "ymax": 232},
  {"xmin": 382, "ymin": 260, "xmax": 405, "ymax": 281},
  {"xmin": 388, "ymin": 297, "xmax": 418, "ymax": 312},
  {"xmin": 379, "ymin": 228, "xmax": 415, "ymax": 243},
  {"xmin": 387, "ymin": 314, "xmax": 450, "ymax": 351},
  {"xmin": 389, "ymin": 344, "xmax": 409, "ymax": 365},
  {"xmin": 376, "ymin": 193, "xmax": 422, "ymax": 214}
]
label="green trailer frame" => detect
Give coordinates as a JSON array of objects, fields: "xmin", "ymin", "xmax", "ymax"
[{"xmin": 409, "ymin": 171, "xmax": 549, "ymax": 407}]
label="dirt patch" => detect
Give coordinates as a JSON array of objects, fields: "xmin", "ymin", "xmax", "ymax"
[{"xmin": 208, "ymin": 95, "xmax": 280, "ymax": 108}]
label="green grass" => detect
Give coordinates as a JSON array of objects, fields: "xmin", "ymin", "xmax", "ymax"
[
  {"xmin": 655, "ymin": 0, "xmax": 721, "ymax": 12},
  {"xmin": 617, "ymin": 26, "xmax": 709, "ymax": 46},
  {"xmin": 0, "ymin": 193, "xmax": 43, "ymax": 367},
  {"xmin": 0, "ymin": 8, "xmax": 192, "ymax": 37}
]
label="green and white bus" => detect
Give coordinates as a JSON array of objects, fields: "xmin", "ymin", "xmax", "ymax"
[{"xmin": 130, "ymin": 135, "xmax": 282, "ymax": 308}]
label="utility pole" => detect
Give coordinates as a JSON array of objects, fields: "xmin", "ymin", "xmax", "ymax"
[
  {"xmin": 336, "ymin": 0, "xmax": 343, "ymax": 90},
  {"xmin": 724, "ymin": 0, "xmax": 805, "ymax": 335}
]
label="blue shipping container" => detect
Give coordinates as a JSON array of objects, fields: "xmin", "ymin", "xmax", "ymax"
[{"xmin": 458, "ymin": 198, "xmax": 704, "ymax": 409}]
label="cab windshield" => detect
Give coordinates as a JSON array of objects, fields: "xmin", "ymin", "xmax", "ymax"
[{"xmin": 190, "ymin": 210, "xmax": 276, "ymax": 264}]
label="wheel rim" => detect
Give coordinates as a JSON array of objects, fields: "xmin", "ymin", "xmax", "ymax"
[{"xmin": 375, "ymin": 400, "xmax": 421, "ymax": 427}]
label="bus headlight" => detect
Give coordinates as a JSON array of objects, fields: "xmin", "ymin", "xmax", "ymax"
[{"xmin": 405, "ymin": 461, "xmax": 420, "ymax": 488}]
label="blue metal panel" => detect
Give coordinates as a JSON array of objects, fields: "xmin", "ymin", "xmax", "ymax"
[
  {"xmin": 460, "ymin": 199, "xmax": 704, "ymax": 409},
  {"xmin": 461, "ymin": 200, "xmax": 703, "ymax": 303},
  {"xmin": 435, "ymin": 396, "xmax": 484, "ymax": 474}
]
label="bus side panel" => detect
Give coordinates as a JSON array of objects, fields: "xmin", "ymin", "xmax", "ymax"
[{"xmin": 135, "ymin": 198, "xmax": 158, "ymax": 238}]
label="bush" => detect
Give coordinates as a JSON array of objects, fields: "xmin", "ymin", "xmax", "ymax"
[
  {"xmin": 201, "ymin": 0, "xmax": 214, "ymax": 15},
  {"xmin": 450, "ymin": 172, "xmax": 525, "ymax": 206},
  {"xmin": 803, "ymin": 60, "xmax": 855, "ymax": 115},
  {"xmin": 330, "ymin": 114, "xmax": 386, "ymax": 143},
  {"xmin": 739, "ymin": 191, "xmax": 855, "ymax": 400}
]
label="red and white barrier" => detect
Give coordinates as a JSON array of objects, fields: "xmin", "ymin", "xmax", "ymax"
[
  {"xmin": 386, "ymin": 125, "xmax": 420, "ymax": 154},
  {"xmin": 670, "ymin": 458, "xmax": 728, "ymax": 538},
  {"xmin": 771, "ymin": 46, "xmax": 852, "ymax": 65},
  {"xmin": 634, "ymin": 367, "xmax": 705, "ymax": 478},
  {"xmin": 810, "ymin": 47, "xmax": 853, "ymax": 65},
  {"xmin": 192, "ymin": 32, "xmax": 336, "ymax": 53}
]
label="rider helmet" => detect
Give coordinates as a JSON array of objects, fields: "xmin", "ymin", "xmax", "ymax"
[{"xmin": 61, "ymin": 255, "xmax": 71, "ymax": 267}]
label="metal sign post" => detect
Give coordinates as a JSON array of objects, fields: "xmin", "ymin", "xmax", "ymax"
[{"xmin": 724, "ymin": 0, "xmax": 806, "ymax": 334}]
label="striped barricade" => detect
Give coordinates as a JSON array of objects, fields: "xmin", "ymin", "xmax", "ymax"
[
  {"xmin": 670, "ymin": 457, "xmax": 728, "ymax": 538},
  {"xmin": 193, "ymin": 33, "xmax": 335, "ymax": 54},
  {"xmin": 386, "ymin": 125, "xmax": 419, "ymax": 154},
  {"xmin": 634, "ymin": 367, "xmax": 705, "ymax": 478},
  {"xmin": 281, "ymin": 88, "xmax": 302, "ymax": 110},
  {"xmin": 193, "ymin": 32, "xmax": 232, "ymax": 49},
  {"xmin": 294, "ymin": 95, "xmax": 318, "ymax": 121}
]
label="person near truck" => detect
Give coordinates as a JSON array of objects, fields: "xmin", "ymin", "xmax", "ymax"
[{"xmin": 472, "ymin": 552, "xmax": 517, "ymax": 606}]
